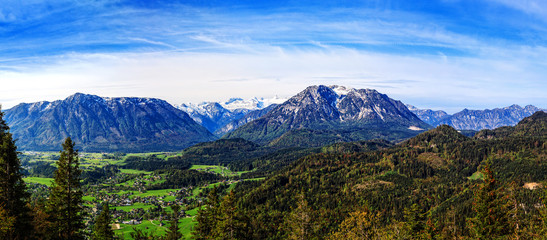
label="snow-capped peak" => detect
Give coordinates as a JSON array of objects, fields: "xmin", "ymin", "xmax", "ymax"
[
  {"xmin": 220, "ymin": 96, "xmax": 287, "ymax": 111},
  {"xmin": 328, "ymin": 85, "xmax": 354, "ymax": 97}
]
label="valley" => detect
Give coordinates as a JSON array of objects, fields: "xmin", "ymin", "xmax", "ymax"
[{"xmin": 22, "ymin": 151, "xmax": 252, "ymax": 239}]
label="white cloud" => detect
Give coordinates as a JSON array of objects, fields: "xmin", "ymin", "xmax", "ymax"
[{"xmin": 1, "ymin": 45, "xmax": 546, "ymax": 112}]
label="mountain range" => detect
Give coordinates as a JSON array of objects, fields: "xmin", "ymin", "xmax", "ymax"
[
  {"xmin": 178, "ymin": 97, "xmax": 286, "ymax": 135},
  {"xmin": 408, "ymin": 104, "xmax": 546, "ymax": 131},
  {"xmin": 4, "ymin": 93, "xmax": 215, "ymax": 152},
  {"xmin": 2, "ymin": 86, "xmax": 545, "ymax": 152}
]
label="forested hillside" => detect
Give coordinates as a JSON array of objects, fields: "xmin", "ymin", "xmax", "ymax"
[{"xmin": 196, "ymin": 111, "xmax": 547, "ymax": 239}]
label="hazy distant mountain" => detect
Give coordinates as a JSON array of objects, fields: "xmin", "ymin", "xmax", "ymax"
[
  {"xmin": 4, "ymin": 93, "xmax": 215, "ymax": 152},
  {"xmin": 474, "ymin": 111, "xmax": 547, "ymax": 139},
  {"xmin": 437, "ymin": 105, "xmax": 545, "ymax": 131},
  {"xmin": 225, "ymin": 85, "xmax": 430, "ymax": 147},
  {"xmin": 408, "ymin": 104, "xmax": 545, "ymax": 131},
  {"xmin": 179, "ymin": 96, "xmax": 287, "ymax": 135},
  {"xmin": 406, "ymin": 104, "xmax": 450, "ymax": 126},
  {"xmin": 178, "ymin": 102, "xmax": 250, "ymax": 134}
]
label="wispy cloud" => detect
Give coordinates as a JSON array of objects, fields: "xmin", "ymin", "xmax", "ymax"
[{"xmin": 488, "ymin": 0, "xmax": 547, "ymax": 20}]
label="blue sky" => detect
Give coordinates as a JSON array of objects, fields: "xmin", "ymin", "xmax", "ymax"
[{"xmin": 1, "ymin": 0, "xmax": 546, "ymax": 112}]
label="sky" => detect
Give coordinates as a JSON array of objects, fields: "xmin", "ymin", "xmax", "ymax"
[{"xmin": 0, "ymin": 0, "xmax": 546, "ymax": 113}]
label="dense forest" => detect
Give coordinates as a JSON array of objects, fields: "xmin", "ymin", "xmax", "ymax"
[{"xmin": 194, "ymin": 112, "xmax": 547, "ymax": 239}]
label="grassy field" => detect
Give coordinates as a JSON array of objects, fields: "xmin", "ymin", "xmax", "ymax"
[
  {"xmin": 114, "ymin": 207, "xmax": 200, "ymax": 239},
  {"xmin": 190, "ymin": 164, "xmax": 251, "ymax": 177},
  {"xmin": 130, "ymin": 189, "xmax": 179, "ymax": 198},
  {"xmin": 119, "ymin": 169, "xmax": 153, "ymax": 174},
  {"xmin": 113, "ymin": 203, "xmax": 156, "ymax": 212},
  {"xmin": 180, "ymin": 216, "xmax": 198, "ymax": 239},
  {"xmin": 116, "ymin": 220, "xmax": 168, "ymax": 239},
  {"xmin": 468, "ymin": 171, "xmax": 485, "ymax": 180},
  {"xmin": 23, "ymin": 177, "xmax": 54, "ymax": 186}
]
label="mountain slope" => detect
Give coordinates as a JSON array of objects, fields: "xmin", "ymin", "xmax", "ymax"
[
  {"xmin": 4, "ymin": 93, "xmax": 215, "ymax": 152},
  {"xmin": 225, "ymin": 85, "xmax": 430, "ymax": 146},
  {"xmin": 215, "ymin": 104, "xmax": 278, "ymax": 136}
]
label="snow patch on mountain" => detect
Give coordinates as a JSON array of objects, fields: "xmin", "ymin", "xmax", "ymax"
[
  {"xmin": 330, "ymin": 85, "xmax": 351, "ymax": 96},
  {"xmin": 220, "ymin": 96, "xmax": 288, "ymax": 111},
  {"xmin": 408, "ymin": 126, "xmax": 424, "ymax": 131}
]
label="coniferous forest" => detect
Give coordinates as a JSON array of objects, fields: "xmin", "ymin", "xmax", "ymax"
[{"xmin": 2, "ymin": 109, "xmax": 547, "ymax": 239}]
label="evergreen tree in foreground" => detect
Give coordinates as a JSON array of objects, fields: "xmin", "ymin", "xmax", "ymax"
[
  {"xmin": 92, "ymin": 203, "xmax": 114, "ymax": 240},
  {"xmin": 0, "ymin": 107, "xmax": 32, "ymax": 239},
  {"xmin": 470, "ymin": 164, "xmax": 511, "ymax": 239},
  {"xmin": 194, "ymin": 186, "xmax": 221, "ymax": 239},
  {"xmin": 212, "ymin": 191, "xmax": 247, "ymax": 239},
  {"xmin": 47, "ymin": 137, "xmax": 85, "ymax": 240},
  {"xmin": 165, "ymin": 204, "xmax": 182, "ymax": 240}
]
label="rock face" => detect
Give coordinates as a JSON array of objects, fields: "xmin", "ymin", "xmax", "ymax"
[
  {"xmin": 410, "ymin": 104, "xmax": 545, "ymax": 131},
  {"xmin": 225, "ymin": 85, "xmax": 430, "ymax": 146},
  {"xmin": 4, "ymin": 93, "xmax": 215, "ymax": 152}
]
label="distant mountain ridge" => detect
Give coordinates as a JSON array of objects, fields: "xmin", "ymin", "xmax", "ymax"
[
  {"xmin": 225, "ymin": 85, "xmax": 430, "ymax": 146},
  {"xmin": 178, "ymin": 102, "xmax": 251, "ymax": 134},
  {"xmin": 409, "ymin": 104, "xmax": 545, "ymax": 131},
  {"xmin": 178, "ymin": 96, "xmax": 287, "ymax": 135},
  {"xmin": 406, "ymin": 104, "xmax": 450, "ymax": 126},
  {"xmin": 4, "ymin": 93, "xmax": 215, "ymax": 152}
]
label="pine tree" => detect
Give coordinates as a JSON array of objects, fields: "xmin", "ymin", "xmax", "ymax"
[
  {"xmin": 470, "ymin": 164, "xmax": 511, "ymax": 239},
  {"xmin": 0, "ymin": 205, "xmax": 15, "ymax": 239},
  {"xmin": 194, "ymin": 186, "xmax": 221, "ymax": 239},
  {"xmin": 92, "ymin": 203, "xmax": 114, "ymax": 240},
  {"xmin": 29, "ymin": 199, "xmax": 51, "ymax": 240},
  {"xmin": 0, "ymin": 107, "xmax": 32, "ymax": 239},
  {"xmin": 165, "ymin": 204, "xmax": 182, "ymax": 240},
  {"xmin": 212, "ymin": 191, "xmax": 247, "ymax": 239},
  {"xmin": 47, "ymin": 137, "xmax": 85, "ymax": 240}
]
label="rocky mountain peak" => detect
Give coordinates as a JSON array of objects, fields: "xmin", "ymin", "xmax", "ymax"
[
  {"xmin": 225, "ymin": 85, "xmax": 430, "ymax": 146},
  {"xmin": 65, "ymin": 92, "xmax": 105, "ymax": 103},
  {"xmin": 4, "ymin": 93, "xmax": 215, "ymax": 152}
]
